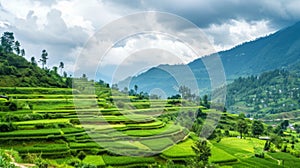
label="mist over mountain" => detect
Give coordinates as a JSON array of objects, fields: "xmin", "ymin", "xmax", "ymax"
[{"xmin": 119, "ymin": 21, "xmax": 300, "ymax": 96}]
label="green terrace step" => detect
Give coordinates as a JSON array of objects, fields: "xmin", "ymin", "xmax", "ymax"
[
  {"xmin": 6, "ymin": 94, "xmax": 95, "ymax": 99},
  {"xmin": 0, "ymin": 87, "xmax": 75, "ymax": 95},
  {"xmin": 102, "ymin": 155, "xmax": 156, "ymax": 166},
  {"xmin": 0, "ymin": 128, "xmax": 85, "ymax": 140}
]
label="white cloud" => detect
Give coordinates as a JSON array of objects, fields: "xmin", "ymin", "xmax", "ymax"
[{"xmin": 204, "ymin": 19, "xmax": 276, "ymax": 51}]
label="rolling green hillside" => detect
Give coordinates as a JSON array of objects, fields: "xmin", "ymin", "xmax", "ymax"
[
  {"xmin": 0, "ymin": 32, "xmax": 71, "ymax": 88},
  {"xmin": 226, "ymin": 69, "xmax": 300, "ymax": 118}
]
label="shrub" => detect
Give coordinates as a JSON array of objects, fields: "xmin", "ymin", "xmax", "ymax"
[
  {"xmin": 224, "ymin": 130, "xmax": 230, "ymax": 136},
  {"xmin": 281, "ymin": 145, "xmax": 287, "ymax": 152},
  {"xmin": 35, "ymin": 124, "xmax": 45, "ymax": 129},
  {"xmin": 70, "ymin": 119, "xmax": 80, "ymax": 125},
  {"xmin": 77, "ymin": 151, "xmax": 86, "ymax": 161},
  {"xmin": 0, "ymin": 122, "xmax": 16, "ymax": 132},
  {"xmin": 58, "ymin": 123, "xmax": 71, "ymax": 128},
  {"xmin": 8, "ymin": 101, "xmax": 18, "ymax": 111}
]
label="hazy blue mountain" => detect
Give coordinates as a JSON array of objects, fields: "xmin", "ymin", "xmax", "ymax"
[{"xmin": 119, "ymin": 21, "xmax": 300, "ymax": 96}]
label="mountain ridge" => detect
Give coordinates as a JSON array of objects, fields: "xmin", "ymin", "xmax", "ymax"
[{"xmin": 119, "ymin": 21, "xmax": 300, "ymax": 96}]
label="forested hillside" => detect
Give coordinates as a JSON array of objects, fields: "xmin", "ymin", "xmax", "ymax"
[
  {"xmin": 0, "ymin": 32, "xmax": 71, "ymax": 88},
  {"xmin": 226, "ymin": 69, "xmax": 300, "ymax": 118},
  {"xmin": 119, "ymin": 21, "xmax": 300, "ymax": 96}
]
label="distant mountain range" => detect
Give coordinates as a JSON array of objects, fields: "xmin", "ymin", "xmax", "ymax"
[{"xmin": 119, "ymin": 21, "xmax": 300, "ymax": 96}]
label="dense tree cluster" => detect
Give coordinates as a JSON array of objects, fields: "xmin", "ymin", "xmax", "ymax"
[
  {"xmin": 0, "ymin": 32, "xmax": 71, "ymax": 88},
  {"xmin": 227, "ymin": 69, "xmax": 300, "ymax": 117}
]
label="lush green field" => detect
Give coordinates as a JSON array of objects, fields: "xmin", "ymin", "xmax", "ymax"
[
  {"xmin": 1, "ymin": 86, "xmax": 299, "ymax": 167},
  {"xmin": 83, "ymin": 155, "xmax": 106, "ymax": 166},
  {"xmin": 162, "ymin": 138, "xmax": 196, "ymax": 159},
  {"xmin": 0, "ymin": 87, "xmax": 194, "ymax": 167}
]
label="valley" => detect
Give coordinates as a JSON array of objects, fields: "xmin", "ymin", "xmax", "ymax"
[
  {"xmin": 0, "ymin": 15, "xmax": 300, "ymax": 168},
  {"xmin": 0, "ymin": 85, "xmax": 300, "ymax": 167}
]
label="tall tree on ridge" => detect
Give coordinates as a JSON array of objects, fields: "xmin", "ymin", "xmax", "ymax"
[
  {"xmin": 39, "ymin": 49, "xmax": 48, "ymax": 69},
  {"xmin": 14, "ymin": 40, "xmax": 20, "ymax": 55},
  {"xmin": 1, "ymin": 32, "xmax": 15, "ymax": 53},
  {"xmin": 59, "ymin": 61, "xmax": 64, "ymax": 75},
  {"xmin": 20, "ymin": 49, "xmax": 25, "ymax": 57},
  {"xmin": 31, "ymin": 57, "xmax": 37, "ymax": 66}
]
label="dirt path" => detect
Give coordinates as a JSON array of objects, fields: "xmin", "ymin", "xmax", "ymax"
[
  {"xmin": 266, "ymin": 153, "xmax": 281, "ymax": 165},
  {"xmin": 6, "ymin": 152, "xmax": 35, "ymax": 168}
]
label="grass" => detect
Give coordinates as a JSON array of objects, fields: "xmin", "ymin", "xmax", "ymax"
[
  {"xmin": 210, "ymin": 145, "xmax": 237, "ymax": 163},
  {"xmin": 69, "ymin": 142, "xmax": 101, "ymax": 149},
  {"xmin": 14, "ymin": 118, "xmax": 70, "ymax": 125},
  {"xmin": 13, "ymin": 143, "xmax": 69, "ymax": 153},
  {"xmin": 0, "ymin": 129, "xmax": 61, "ymax": 137},
  {"xmin": 102, "ymin": 155, "xmax": 155, "ymax": 165},
  {"xmin": 268, "ymin": 152, "xmax": 300, "ymax": 168},
  {"xmin": 140, "ymin": 137, "xmax": 174, "ymax": 151},
  {"xmin": 82, "ymin": 155, "xmax": 106, "ymax": 166},
  {"xmin": 162, "ymin": 138, "xmax": 195, "ymax": 158},
  {"xmin": 61, "ymin": 127, "xmax": 85, "ymax": 134},
  {"xmin": 214, "ymin": 137, "xmax": 265, "ymax": 154},
  {"xmin": 124, "ymin": 123, "xmax": 182, "ymax": 137},
  {"xmin": 123, "ymin": 120, "xmax": 165, "ymax": 129},
  {"xmin": 214, "ymin": 137, "xmax": 284, "ymax": 167},
  {"xmin": 0, "ymin": 87, "xmax": 74, "ymax": 95},
  {"xmin": 97, "ymin": 141, "xmax": 139, "ymax": 150}
]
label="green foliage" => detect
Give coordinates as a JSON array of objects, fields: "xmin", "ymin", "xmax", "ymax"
[
  {"xmin": 227, "ymin": 69, "xmax": 300, "ymax": 117},
  {"xmin": 1, "ymin": 32, "xmax": 15, "ymax": 53},
  {"xmin": 237, "ymin": 119, "xmax": 248, "ymax": 139},
  {"xmin": 270, "ymin": 134, "xmax": 283, "ymax": 148},
  {"xmin": 0, "ymin": 128, "xmax": 61, "ymax": 137},
  {"xmin": 252, "ymin": 120, "xmax": 264, "ymax": 137},
  {"xmin": 77, "ymin": 151, "xmax": 86, "ymax": 161},
  {"xmin": 0, "ymin": 122, "xmax": 16, "ymax": 132},
  {"xmin": 264, "ymin": 140, "xmax": 271, "ymax": 151},
  {"xmin": 0, "ymin": 37, "xmax": 70, "ymax": 88},
  {"xmin": 192, "ymin": 140, "xmax": 211, "ymax": 166},
  {"xmin": 82, "ymin": 155, "xmax": 105, "ymax": 166},
  {"xmin": 268, "ymin": 152, "xmax": 300, "ymax": 167}
]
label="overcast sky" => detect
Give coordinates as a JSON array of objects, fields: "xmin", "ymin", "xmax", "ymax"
[{"xmin": 0, "ymin": 0, "xmax": 300, "ymax": 82}]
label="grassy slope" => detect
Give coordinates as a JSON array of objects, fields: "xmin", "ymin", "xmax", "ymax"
[{"xmin": 1, "ymin": 87, "xmax": 300, "ymax": 167}]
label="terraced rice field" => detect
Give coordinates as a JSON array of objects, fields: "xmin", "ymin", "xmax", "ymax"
[{"xmin": 0, "ymin": 87, "xmax": 197, "ymax": 166}]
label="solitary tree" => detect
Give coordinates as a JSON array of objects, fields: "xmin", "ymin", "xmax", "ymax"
[
  {"xmin": 14, "ymin": 40, "xmax": 20, "ymax": 55},
  {"xmin": 52, "ymin": 66, "xmax": 58, "ymax": 74},
  {"xmin": 237, "ymin": 119, "xmax": 248, "ymax": 139},
  {"xmin": 63, "ymin": 71, "xmax": 68, "ymax": 78},
  {"xmin": 1, "ymin": 32, "xmax": 15, "ymax": 53},
  {"xmin": 252, "ymin": 120, "xmax": 264, "ymax": 137},
  {"xmin": 134, "ymin": 85, "xmax": 138, "ymax": 95},
  {"xmin": 59, "ymin": 61, "xmax": 64, "ymax": 75},
  {"xmin": 192, "ymin": 140, "xmax": 211, "ymax": 167},
  {"xmin": 39, "ymin": 49, "xmax": 48, "ymax": 69},
  {"xmin": 202, "ymin": 95, "xmax": 210, "ymax": 109},
  {"xmin": 31, "ymin": 57, "xmax": 37, "ymax": 66},
  {"xmin": 20, "ymin": 49, "xmax": 25, "ymax": 57}
]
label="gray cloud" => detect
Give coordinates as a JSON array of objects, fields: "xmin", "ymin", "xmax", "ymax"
[
  {"xmin": 104, "ymin": 0, "xmax": 300, "ymax": 29},
  {"xmin": 0, "ymin": 8, "xmax": 90, "ymax": 72}
]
